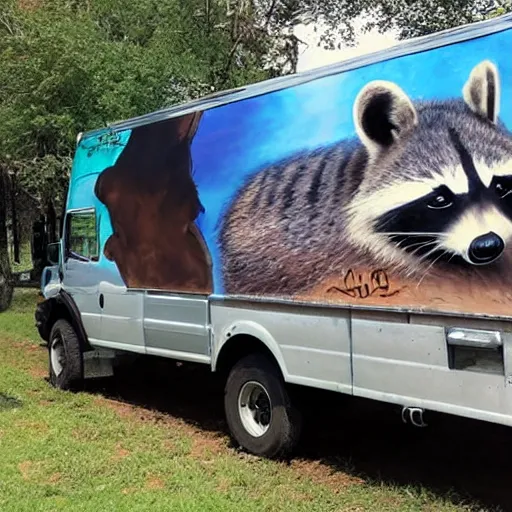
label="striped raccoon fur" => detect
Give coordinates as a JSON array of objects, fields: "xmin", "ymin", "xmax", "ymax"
[{"xmin": 219, "ymin": 60, "xmax": 512, "ymax": 296}]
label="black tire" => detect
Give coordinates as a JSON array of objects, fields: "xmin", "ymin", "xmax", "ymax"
[
  {"xmin": 48, "ymin": 319, "xmax": 84, "ymax": 391},
  {"xmin": 224, "ymin": 353, "xmax": 302, "ymax": 459}
]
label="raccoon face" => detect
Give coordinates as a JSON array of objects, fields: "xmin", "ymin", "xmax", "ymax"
[{"xmin": 346, "ymin": 60, "xmax": 512, "ymax": 272}]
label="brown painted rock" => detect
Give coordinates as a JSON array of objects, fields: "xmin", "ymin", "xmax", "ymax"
[{"xmin": 95, "ymin": 112, "xmax": 213, "ymax": 294}]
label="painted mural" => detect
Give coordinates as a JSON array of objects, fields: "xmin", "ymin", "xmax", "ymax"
[
  {"xmin": 94, "ymin": 112, "xmax": 212, "ymax": 293},
  {"xmin": 67, "ymin": 21, "xmax": 512, "ymax": 317}
]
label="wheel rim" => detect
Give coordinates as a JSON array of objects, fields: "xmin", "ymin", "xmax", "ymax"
[
  {"xmin": 50, "ymin": 334, "xmax": 66, "ymax": 378},
  {"xmin": 238, "ymin": 381, "xmax": 272, "ymax": 437}
]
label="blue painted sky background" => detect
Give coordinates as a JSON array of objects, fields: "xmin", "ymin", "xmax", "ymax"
[{"xmin": 68, "ymin": 27, "xmax": 512, "ymax": 293}]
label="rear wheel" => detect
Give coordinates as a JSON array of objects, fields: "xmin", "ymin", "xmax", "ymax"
[
  {"xmin": 49, "ymin": 319, "xmax": 84, "ymax": 391},
  {"xmin": 224, "ymin": 353, "xmax": 302, "ymax": 459}
]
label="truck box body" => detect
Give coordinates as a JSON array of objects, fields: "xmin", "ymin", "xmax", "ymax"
[
  {"xmin": 69, "ymin": 14, "xmax": 512, "ymax": 319},
  {"xmin": 39, "ymin": 14, "xmax": 512, "ymax": 450}
]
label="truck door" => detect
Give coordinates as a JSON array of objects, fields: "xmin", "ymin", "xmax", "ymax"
[
  {"xmin": 61, "ymin": 208, "xmax": 102, "ymax": 343},
  {"xmin": 62, "ymin": 208, "xmax": 145, "ymax": 352}
]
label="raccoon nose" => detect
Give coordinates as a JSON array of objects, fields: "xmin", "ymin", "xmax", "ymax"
[{"xmin": 468, "ymin": 232, "xmax": 505, "ymax": 264}]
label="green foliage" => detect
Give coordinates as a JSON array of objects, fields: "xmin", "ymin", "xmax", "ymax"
[
  {"xmin": 486, "ymin": 1, "xmax": 512, "ymax": 19},
  {"xmin": 293, "ymin": 0, "xmax": 512, "ymax": 48},
  {"xmin": 11, "ymin": 242, "xmax": 33, "ymax": 274},
  {"xmin": 0, "ymin": 0, "xmax": 274, "ymax": 217}
]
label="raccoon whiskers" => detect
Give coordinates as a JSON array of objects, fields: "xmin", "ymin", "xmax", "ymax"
[
  {"xmin": 387, "ymin": 235, "xmax": 443, "ymax": 252},
  {"xmin": 387, "ymin": 234, "xmax": 437, "ymax": 251},
  {"xmin": 415, "ymin": 241, "xmax": 445, "ymax": 263},
  {"xmin": 416, "ymin": 249, "xmax": 451, "ymax": 288},
  {"xmin": 387, "ymin": 234, "xmax": 442, "ymax": 257},
  {"xmin": 401, "ymin": 241, "xmax": 444, "ymax": 278},
  {"xmin": 385, "ymin": 232, "xmax": 449, "ymax": 237},
  {"xmin": 405, "ymin": 240, "xmax": 440, "ymax": 256}
]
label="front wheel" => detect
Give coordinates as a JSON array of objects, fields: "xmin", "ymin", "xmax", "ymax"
[
  {"xmin": 224, "ymin": 353, "xmax": 302, "ymax": 459},
  {"xmin": 49, "ymin": 319, "xmax": 84, "ymax": 391}
]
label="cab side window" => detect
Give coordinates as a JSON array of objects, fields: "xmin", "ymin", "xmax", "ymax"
[{"xmin": 67, "ymin": 210, "xmax": 99, "ymax": 262}]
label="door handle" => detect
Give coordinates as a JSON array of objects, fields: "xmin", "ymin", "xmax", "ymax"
[
  {"xmin": 99, "ymin": 294, "xmax": 104, "ymax": 309},
  {"xmin": 446, "ymin": 327, "xmax": 501, "ymax": 349}
]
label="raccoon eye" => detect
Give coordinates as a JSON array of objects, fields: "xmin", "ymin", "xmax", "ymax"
[{"xmin": 427, "ymin": 192, "xmax": 453, "ymax": 209}]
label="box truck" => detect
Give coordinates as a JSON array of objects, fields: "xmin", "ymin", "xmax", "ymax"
[{"xmin": 36, "ymin": 13, "xmax": 512, "ymax": 458}]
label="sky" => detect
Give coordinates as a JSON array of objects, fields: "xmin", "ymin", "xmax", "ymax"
[{"xmin": 295, "ymin": 16, "xmax": 399, "ymax": 72}]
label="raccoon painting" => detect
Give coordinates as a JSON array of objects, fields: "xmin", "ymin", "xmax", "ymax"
[{"xmin": 219, "ymin": 60, "xmax": 512, "ymax": 297}]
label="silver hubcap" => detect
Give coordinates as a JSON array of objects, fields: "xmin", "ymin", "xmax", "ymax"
[
  {"xmin": 50, "ymin": 335, "xmax": 65, "ymax": 377},
  {"xmin": 238, "ymin": 381, "xmax": 272, "ymax": 437}
]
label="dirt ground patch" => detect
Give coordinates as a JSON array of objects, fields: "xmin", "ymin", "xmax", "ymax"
[
  {"xmin": 111, "ymin": 443, "xmax": 131, "ymax": 461},
  {"xmin": 189, "ymin": 433, "xmax": 226, "ymax": 460},
  {"xmin": 145, "ymin": 475, "xmax": 165, "ymax": 490},
  {"xmin": 47, "ymin": 472, "xmax": 62, "ymax": 484},
  {"xmin": 18, "ymin": 460, "xmax": 43, "ymax": 481},
  {"xmin": 13, "ymin": 419, "xmax": 49, "ymax": 435},
  {"xmin": 288, "ymin": 459, "xmax": 365, "ymax": 493},
  {"xmin": 92, "ymin": 387, "xmax": 366, "ymax": 493}
]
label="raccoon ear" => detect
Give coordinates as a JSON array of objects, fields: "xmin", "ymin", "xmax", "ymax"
[
  {"xmin": 354, "ymin": 80, "xmax": 418, "ymax": 155},
  {"xmin": 463, "ymin": 60, "xmax": 500, "ymax": 124}
]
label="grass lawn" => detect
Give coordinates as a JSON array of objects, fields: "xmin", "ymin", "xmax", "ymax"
[{"xmin": 0, "ymin": 289, "xmax": 500, "ymax": 511}]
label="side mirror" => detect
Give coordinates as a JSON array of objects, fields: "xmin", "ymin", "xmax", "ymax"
[{"xmin": 46, "ymin": 242, "xmax": 61, "ymax": 266}]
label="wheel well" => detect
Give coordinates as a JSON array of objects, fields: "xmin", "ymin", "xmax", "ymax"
[
  {"xmin": 48, "ymin": 301, "xmax": 72, "ymax": 333},
  {"xmin": 214, "ymin": 334, "xmax": 284, "ymax": 380},
  {"xmin": 37, "ymin": 296, "xmax": 91, "ymax": 351}
]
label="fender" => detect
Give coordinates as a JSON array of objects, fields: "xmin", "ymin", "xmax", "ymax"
[
  {"xmin": 35, "ymin": 289, "xmax": 92, "ymax": 351},
  {"xmin": 212, "ymin": 319, "xmax": 289, "ymax": 380}
]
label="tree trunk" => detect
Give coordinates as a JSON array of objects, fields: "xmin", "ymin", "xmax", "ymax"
[
  {"xmin": 0, "ymin": 168, "xmax": 13, "ymax": 312},
  {"xmin": 59, "ymin": 183, "xmax": 68, "ymax": 238},
  {"xmin": 46, "ymin": 200, "xmax": 56, "ymax": 243},
  {"xmin": 10, "ymin": 172, "xmax": 20, "ymax": 264},
  {"xmin": 30, "ymin": 214, "xmax": 47, "ymax": 283}
]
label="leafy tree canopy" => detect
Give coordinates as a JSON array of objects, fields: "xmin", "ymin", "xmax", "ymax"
[
  {"xmin": 0, "ymin": 0, "xmax": 275, "ymax": 211},
  {"xmin": 261, "ymin": 0, "xmax": 512, "ymax": 50}
]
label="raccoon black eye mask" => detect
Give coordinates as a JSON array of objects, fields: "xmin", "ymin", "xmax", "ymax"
[
  {"xmin": 346, "ymin": 59, "xmax": 512, "ymax": 271},
  {"xmin": 375, "ymin": 130, "xmax": 512, "ymax": 265}
]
